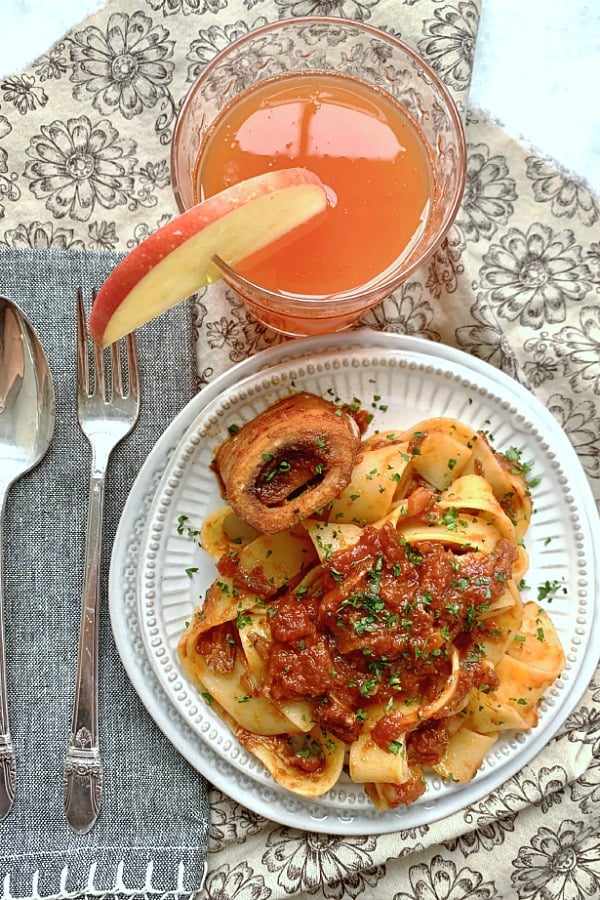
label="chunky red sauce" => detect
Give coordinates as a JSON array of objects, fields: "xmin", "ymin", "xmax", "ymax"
[{"xmin": 200, "ymin": 517, "xmax": 516, "ymax": 803}]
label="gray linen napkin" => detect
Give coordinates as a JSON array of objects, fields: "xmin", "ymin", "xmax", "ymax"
[{"xmin": 0, "ymin": 248, "xmax": 208, "ymax": 897}]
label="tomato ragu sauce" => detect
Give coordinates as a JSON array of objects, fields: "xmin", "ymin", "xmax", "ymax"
[{"xmin": 198, "ymin": 510, "xmax": 516, "ymax": 804}]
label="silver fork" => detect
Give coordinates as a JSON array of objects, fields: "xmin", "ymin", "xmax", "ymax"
[{"xmin": 63, "ymin": 290, "xmax": 140, "ymax": 834}]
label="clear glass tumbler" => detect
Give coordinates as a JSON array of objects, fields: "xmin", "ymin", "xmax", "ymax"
[{"xmin": 171, "ymin": 16, "xmax": 466, "ymax": 336}]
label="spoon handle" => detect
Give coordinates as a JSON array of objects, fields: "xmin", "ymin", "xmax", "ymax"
[
  {"xmin": 0, "ymin": 650, "xmax": 17, "ymax": 821},
  {"xmin": 63, "ymin": 467, "xmax": 105, "ymax": 834},
  {"xmin": 0, "ymin": 490, "xmax": 16, "ymax": 819}
]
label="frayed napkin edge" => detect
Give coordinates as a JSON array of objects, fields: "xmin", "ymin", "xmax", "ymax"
[{"xmin": 1, "ymin": 859, "xmax": 207, "ymax": 900}]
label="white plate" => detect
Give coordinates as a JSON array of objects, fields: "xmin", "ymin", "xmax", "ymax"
[{"xmin": 109, "ymin": 331, "xmax": 600, "ymax": 834}]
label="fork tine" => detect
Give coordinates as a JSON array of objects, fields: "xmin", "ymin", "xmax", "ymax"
[
  {"xmin": 126, "ymin": 331, "xmax": 140, "ymax": 403},
  {"xmin": 76, "ymin": 289, "xmax": 89, "ymax": 397},
  {"xmin": 85, "ymin": 289, "xmax": 106, "ymax": 402},
  {"xmin": 93, "ymin": 340, "xmax": 106, "ymax": 401},
  {"xmin": 110, "ymin": 341, "xmax": 123, "ymax": 398}
]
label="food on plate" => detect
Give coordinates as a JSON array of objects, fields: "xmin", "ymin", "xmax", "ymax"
[
  {"xmin": 212, "ymin": 392, "xmax": 363, "ymax": 534},
  {"xmin": 177, "ymin": 397, "xmax": 565, "ymax": 809},
  {"xmin": 88, "ymin": 168, "xmax": 327, "ymax": 346}
]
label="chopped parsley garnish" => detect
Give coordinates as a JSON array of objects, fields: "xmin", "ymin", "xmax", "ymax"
[
  {"xmin": 236, "ymin": 609, "xmax": 252, "ymax": 629},
  {"xmin": 537, "ymin": 579, "xmax": 565, "ymax": 602}
]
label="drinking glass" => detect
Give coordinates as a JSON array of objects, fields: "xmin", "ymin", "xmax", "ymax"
[{"xmin": 171, "ymin": 17, "xmax": 466, "ymax": 336}]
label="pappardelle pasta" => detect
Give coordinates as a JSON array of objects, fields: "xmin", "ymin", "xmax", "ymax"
[{"xmin": 177, "ymin": 398, "xmax": 565, "ymax": 809}]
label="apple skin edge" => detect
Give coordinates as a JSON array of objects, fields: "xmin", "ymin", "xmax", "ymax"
[{"xmin": 88, "ymin": 168, "xmax": 328, "ymax": 346}]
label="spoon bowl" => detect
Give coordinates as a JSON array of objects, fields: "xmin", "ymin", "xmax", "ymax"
[{"xmin": 0, "ymin": 295, "xmax": 55, "ymax": 818}]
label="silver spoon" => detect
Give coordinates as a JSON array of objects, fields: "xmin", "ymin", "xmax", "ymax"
[{"xmin": 0, "ymin": 296, "xmax": 55, "ymax": 819}]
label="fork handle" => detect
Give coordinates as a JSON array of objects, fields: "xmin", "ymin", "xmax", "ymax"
[{"xmin": 64, "ymin": 467, "xmax": 106, "ymax": 834}]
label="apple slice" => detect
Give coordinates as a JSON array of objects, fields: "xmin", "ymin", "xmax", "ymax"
[{"xmin": 88, "ymin": 168, "xmax": 327, "ymax": 346}]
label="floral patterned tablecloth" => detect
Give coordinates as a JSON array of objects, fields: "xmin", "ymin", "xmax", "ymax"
[{"xmin": 1, "ymin": 1, "xmax": 599, "ymax": 898}]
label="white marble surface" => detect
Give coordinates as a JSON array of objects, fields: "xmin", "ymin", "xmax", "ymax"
[
  {"xmin": 470, "ymin": 0, "xmax": 599, "ymax": 194},
  {"xmin": 0, "ymin": 0, "xmax": 598, "ymax": 193}
]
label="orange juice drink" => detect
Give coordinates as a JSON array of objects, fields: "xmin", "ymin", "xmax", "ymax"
[{"xmin": 194, "ymin": 72, "xmax": 432, "ymax": 299}]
